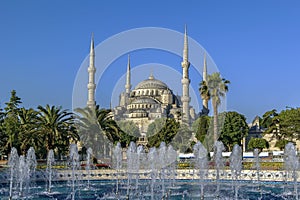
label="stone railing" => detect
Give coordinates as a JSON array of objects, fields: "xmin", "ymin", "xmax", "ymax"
[
  {"xmin": 0, "ymin": 168, "xmax": 298, "ymax": 183},
  {"xmin": 54, "ymin": 169, "xmax": 300, "ymax": 182}
]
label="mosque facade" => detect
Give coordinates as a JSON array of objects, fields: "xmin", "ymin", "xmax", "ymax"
[{"xmin": 86, "ymin": 28, "xmax": 207, "ymax": 134}]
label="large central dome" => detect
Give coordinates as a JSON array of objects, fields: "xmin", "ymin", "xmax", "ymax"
[{"xmin": 135, "ymin": 74, "xmax": 168, "ymax": 90}]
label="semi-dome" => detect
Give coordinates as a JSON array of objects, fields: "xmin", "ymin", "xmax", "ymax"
[
  {"xmin": 135, "ymin": 74, "xmax": 168, "ymax": 90},
  {"xmin": 131, "ymin": 97, "xmax": 158, "ymax": 104}
]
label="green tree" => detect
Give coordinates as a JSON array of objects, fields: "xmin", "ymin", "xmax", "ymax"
[
  {"xmin": 1, "ymin": 90, "xmax": 22, "ymax": 155},
  {"xmin": 76, "ymin": 106, "xmax": 135, "ymax": 153},
  {"xmin": 4, "ymin": 90, "xmax": 22, "ymax": 114},
  {"xmin": 275, "ymin": 139, "xmax": 291, "ymax": 150},
  {"xmin": 117, "ymin": 120, "xmax": 139, "ymax": 137},
  {"xmin": 192, "ymin": 115, "xmax": 211, "ymax": 142},
  {"xmin": 117, "ymin": 120, "xmax": 139, "ymax": 147},
  {"xmin": 147, "ymin": 118, "xmax": 180, "ymax": 148},
  {"xmin": 199, "ymin": 80, "xmax": 210, "ymax": 115},
  {"xmin": 147, "ymin": 118, "xmax": 166, "ymax": 137},
  {"xmin": 261, "ymin": 109, "xmax": 278, "ymax": 130},
  {"xmin": 247, "ymin": 137, "xmax": 269, "ymax": 152},
  {"xmin": 263, "ymin": 108, "xmax": 300, "ymax": 145},
  {"xmin": 18, "ymin": 108, "xmax": 41, "ymax": 155},
  {"xmin": 37, "ymin": 104, "xmax": 79, "ymax": 158},
  {"xmin": 95, "ymin": 106, "xmax": 122, "ymax": 143},
  {"xmin": 219, "ymin": 111, "xmax": 249, "ymax": 151},
  {"xmin": 170, "ymin": 123, "xmax": 193, "ymax": 153},
  {"xmin": 276, "ymin": 108, "xmax": 300, "ymax": 141},
  {"xmin": 206, "ymin": 72, "xmax": 230, "ymax": 142},
  {"xmin": 75, "ymin": 106, "xmax": 107, "ymax": 159}
]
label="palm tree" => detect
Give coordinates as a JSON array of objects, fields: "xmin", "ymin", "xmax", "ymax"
[
  {"xmin": 199, "ymin": 80, "xmax": 210, "ymax": 115},
  {"xmin": 75, "ymin": 105, "xmax": 122, "ymax": 159},
  {"xmin": 206, "ymin": 72, "xmax": 230, "ymax": 142},
  {"xmin": 95, "ymin": 106, "xmax": 121, "ymax": 142},
  {"xmin": 75, "ymin": 106, "xmax": 105, "ymax": 158},
  {"xmin": 37, "ymin": 105, "xmax": 79, "ymax": 158},
  {"xmin": 18, "ymin": 108, "xmax": 41, "ymax": 154}
]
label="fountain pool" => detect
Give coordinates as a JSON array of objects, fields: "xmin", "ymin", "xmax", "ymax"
[
  {"xmin": 0, "ymin": 141, "xmax": 299, "ymax": 199},
  {"xmin": 0, "ymin": 178, "xmax": 299, "ymax": 199}
]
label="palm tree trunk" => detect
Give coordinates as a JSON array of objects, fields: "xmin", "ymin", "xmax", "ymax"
[{"xmin": 212, "ymin": 99, "xmax": 218, "ymax": 143}]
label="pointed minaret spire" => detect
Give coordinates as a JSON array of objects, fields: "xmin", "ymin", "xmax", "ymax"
[
  {"xmin": 87, "ymin": 33, "xmax": 96, "ymax": 109},
  {"xmin": 125, "ymin": 54, "xmax": 131, "ymax": 94},
  {"xmin": 181, "ymin": 25, "xmax": 191, "ymax": 125},
  {"xmin": 183, "ymin": 25, "xmax": 189, "ymax": 63},
  {"xmin": 203, "ymin": 52, "xmax": 207, "ymax": 82},
  {"xmin": 201, "ymin": 52, "xmax": 209, "ymax": 115}
]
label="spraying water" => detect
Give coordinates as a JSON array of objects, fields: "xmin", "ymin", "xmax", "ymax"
[
  {"xmin": 230, "ymin": 144, "xmax": 242, "ymax": 200},
  {"xmin": 158, "ymin": 142, "xmax": 167, "ymax": 197},
  {"xmin": 148, "ymin": 147, "xmax": 158, "ymax": 200},
  {"xmin": 26, "ymin": 147, "xmax": 37, "ymax": 195},
  {"xmin": 18, "ymin": 155, "xmax": 27, "ymax": 197},
  {"xmin": 284, "ymin": 142, "xmax": 299, "ymax": 200},
  {"xmin": 69, "ymin": 144, "xmax": 80, "ymax": 200},
  {"xmin": 113, "ymin": 142, "xmax": 122, "ymax": 195},
  {"xmin": 86, "ymin": 147, "xmax": 93, "ymax": 189},
  {"xmin": 8, "ymin": 147, "xmax": 19, "ymax": 200},
  {"xmin": 135, "ymin": 145, "xmax": 144, "ymax": 197},
  {"xmin": 46, "ymin": 150, "xmax": 55, "ymax": 193},
  {"xmin": 126, "ymin": 142, "xmax": 136, "ymax": 197},
  {"xmin": 167, "ymin": 145, "xmax": 177, "ymax": 188},
  {"xmin": 253, "ymin": 148, "xmax": 261, "ymax": 183},
  {"xmin": 214, "ymin": 141, "xmax": 225, "ymax": 197},
  {"xmin": 193, "ymin": 141, "xmax": 208, "ymax": 199}
]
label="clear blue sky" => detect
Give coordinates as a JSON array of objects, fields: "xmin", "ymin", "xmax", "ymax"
[{"xmin": 1, "ymin": 0, "xmax": 300, "ymax": 122}]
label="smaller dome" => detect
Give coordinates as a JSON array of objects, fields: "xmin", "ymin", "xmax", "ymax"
[{"xmin": 131, "ymin": 98, "xmax": 158, "ymax": 104}]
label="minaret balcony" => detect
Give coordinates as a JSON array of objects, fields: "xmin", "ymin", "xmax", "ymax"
[
  {"xmin": 87, "ymin": 83, "xmax": 96, "ymax": 89},
  {"xmin": 181, "ymin": 79, "xmax": 190, "ymax": 84}
]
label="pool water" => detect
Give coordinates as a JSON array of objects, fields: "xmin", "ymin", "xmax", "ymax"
[{"xmin": 0, "ymin": 179, "xmax": 298, "ymax": 199}]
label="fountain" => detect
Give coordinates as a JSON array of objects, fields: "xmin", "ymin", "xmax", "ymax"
[
  {"xmin": 230, "ymin": 144, "xmax": 242, "ymax": 200},
  {"xmin": 18, "ymin": 155, "xmax": 27, "ymax": 197},
  {"xmin": 85, "ymin": 147, "xmax": 93, "ymax": 190},
  {"xmin": 46, "ymin": 149, "xmax": 55, "ymax": 193},
  {"xmin": 213, "ymin": 141, "xmax": 225, "ymax": 198},
  {"xmin": 6, "ymin": 147, "xmax": 37, "ymax": 199},
  {"xmin": 148, "ymin": 146, "xmax": 158, "ymax": 200},
  {"xmin": 112, "ymin": 143, "xmax": 122, "ymax": 196},
  {"xmin": 284, "ymin": 142, "xmax": 299, "ymax": 199},
  {"xmin": 2, "ymin": 141, "xmax": 300, "ymax": 199},
  {"xmin": 8, "ymin": 147, "xmax": 19, "ymax": 200},
  {"xmin": 69, "ymin": 144, "xmax": 80, "ymax": 200},
  {"xmin": 253, "ymin": 147, "xmax": 262, "ymax": 199},
  {"xmin": 193, "ymin": 141, "xmax": 208, "ymax": 199}
]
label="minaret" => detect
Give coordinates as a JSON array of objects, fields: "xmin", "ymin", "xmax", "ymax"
[
  {"xmin": 181, "ymin": 26, "xmax": 191, "ymax": 124},
  {"xmin": 125, "ymin": 54, "xmax": 131, "ymax": 94},
  {"xmin": 87, "ymin": 33, "xmax": 96, "ymax": 109},
  {"xmin": 202, "ymin": 53, "xmax": 209, "ymax": 114}
]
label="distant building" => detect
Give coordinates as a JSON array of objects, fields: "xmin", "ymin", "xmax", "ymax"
[
  {"xmin": 244, "ymin": 116, "xmax": 263, "ymax": 151},
  {"xmin": 245, "ymin": 116, "xmax": 300, "ymax": 152}
]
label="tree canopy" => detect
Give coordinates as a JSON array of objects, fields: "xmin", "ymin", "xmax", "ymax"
[
  {"xmin": 0, "ymin": 90, "xmax": 79, "ymax": 159},
  {"xmin": 147, "ymin": 118, "xmax": 180, "ymax": 148},
  {"xmin": 219, "ymin": 111, "xmax": 249, "ymax": 151},
  {"xmin": 201, "ymin": 72, "xmax": 230, "ymax": 142},
  {"xmin": 262, "ymin": 108, "xmax": 300, "ymax": 147},
  {"xmin": 247, "ymin": 137, "xmax": 269, "ymax": 152}
]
